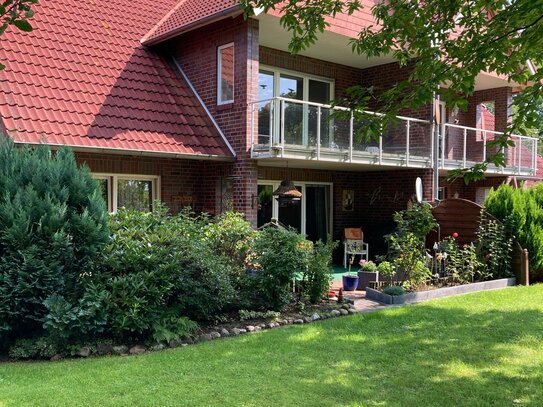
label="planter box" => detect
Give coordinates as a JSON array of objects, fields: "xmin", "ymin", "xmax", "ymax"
[
  {"xmin": 357, "ymin": 271, "xmax": 378, "ymax": 291},
  {"xmin": 366, "ymin": 278, "xmax": 517, "ymax": 305}
]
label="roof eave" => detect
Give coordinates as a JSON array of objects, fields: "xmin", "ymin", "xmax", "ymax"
[
  {"xmin": 13, "ymin": 140, "xmax": 236, "ymax": 162},
  {"xmin": 141, "ymin": 6, "xmax": 243, "ymax": 46}
]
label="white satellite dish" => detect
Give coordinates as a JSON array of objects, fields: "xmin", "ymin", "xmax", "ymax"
[{"xmin": 415, "ymin": 177, "xmax": 423, "ymax": 203}]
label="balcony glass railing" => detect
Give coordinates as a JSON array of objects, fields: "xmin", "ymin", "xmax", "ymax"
[{"xmin": 250, "ymin": 97, "xmax": 538, "ymax": 175}]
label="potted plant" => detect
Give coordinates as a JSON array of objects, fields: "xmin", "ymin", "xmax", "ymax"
[
  {"xmin": 343, "ymin": 254, "xmax": 359, "ymax": 291},
  {"xmin": 357, "ymin": 260, "xmax": 378, "ymax": 291}
]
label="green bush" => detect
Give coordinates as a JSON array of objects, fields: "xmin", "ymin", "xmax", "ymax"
[
  {"xmin": 0, "ymin": 139, "xmax": 109, "ymax": 346},
  {"xmin": 378, "ymin": 261, "xmax": 395, "ymax": 283},
  {"xmin": 359, "ymin": 260, "xmax": 378, "ymax": 272},
  {"xmin": 485, "ymin": 184, "xmax": 543, "ymax": 278},
  {"xmin": 383, "ymin": 285, "xmax": 405, "ymax": 296},
  {"xmin": 302, "ymin": 239, "xmax": 337, "ymax": 303},
  {"xmin": 96, "ymin": 207, "xmax": 235, "ymax": 337},
  {"xmin": 252, "ymin": 227, "xmax": 309, "ymax": 311},
  {"xmin": 8, "ymin": 337, "xmax": 60, "ymax": 360},
  {"xmin": 393, "ymin": 202, "xmax": 438, "ymax": 242}
]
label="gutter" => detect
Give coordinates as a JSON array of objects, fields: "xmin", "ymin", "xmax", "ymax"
[
  {"xmin": 141, "ymin": 6, "xmax": 243, "ymax": 46},
  {"xmin": 14, "ymin": 140, "xmax": 235, "ymax": 162}
]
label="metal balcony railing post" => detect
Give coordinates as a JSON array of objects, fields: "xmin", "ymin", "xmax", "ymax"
[
  {"xmin": 406, "ymin": 120, "xmax": 410, "ymax": 166},
  {"xmin": 483, "ymin": 131, "xmax": 487, "ymax": 162},
  {"xmin": 463, "ymin": 128, "xmax": 467, "ymax": 168},
  {"xmin": 379, "ymin": 135, "xmax": 383, "ymax": 165},
  {"xmin": 349, "ymin": 112, "xmax": 353, "ymax": 162},
  {"xmin": 317, "ymin": 106, "xmax": 321, "ymax": 160},
  {"xmin": 280, "ymin": 99, "xmax": 285, "ymax": 157},
  {"xmin": 518, "ymin": 137, "xmax": 522, "ymax": 173}
]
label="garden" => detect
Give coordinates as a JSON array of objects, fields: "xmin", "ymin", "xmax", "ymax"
[
  {"xmin": 0, "ymin": 139, "xmax": 346, "ymax": 360},
  {"xmin": 344, "ymin": 197, "xmax": 516, "ymax": 301}
]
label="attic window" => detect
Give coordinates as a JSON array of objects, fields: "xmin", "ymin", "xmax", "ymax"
[{"xmin": 217, "ymin": 43, "xmax": 234, "ymax": 105}]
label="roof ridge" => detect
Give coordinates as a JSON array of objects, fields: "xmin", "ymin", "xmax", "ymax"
[{"xmin": 140, "ymin": 0, "xmax": 189, "ymax": 44}]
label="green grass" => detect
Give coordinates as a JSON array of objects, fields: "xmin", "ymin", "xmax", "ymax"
[{"xmin": 2, "ymin": 285, "xmax": 543, "ymax": 407}]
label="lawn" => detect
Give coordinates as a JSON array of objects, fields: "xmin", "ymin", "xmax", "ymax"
[{"xmin": 1, "ymin": 285, "xmax": 543, "ymax": 407}]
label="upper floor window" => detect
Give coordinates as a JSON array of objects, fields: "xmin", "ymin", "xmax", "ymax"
[
  {"xmin": 217, "ymin": 43, "xmax": 234, "ymax": 105},
  {"xmin": 94, "ymin": 174, "xmax": 160, "ymax": 213}
]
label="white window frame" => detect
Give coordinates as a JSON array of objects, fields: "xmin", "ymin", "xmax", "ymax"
[
  {"xmin": 93, "ymin": 173, "xmax": 161, "ymax": 213},
  {"xmin": 258, "ymin": 180, "xmax": 333, "ymax": 238},
  {"xmin": 259, "ymin": 64, "xmax": 335, "ymax": 104},
  {"xmin": 217, "ymin": 42, "xmax": 235, "ymax": 105},
  {"xmin": 259, "ymin": 65, "xmax": 335, "ymax": 146}
]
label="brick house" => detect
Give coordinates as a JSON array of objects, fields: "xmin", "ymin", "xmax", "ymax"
[{"xmin": 0, "ymin": 0, "xmax": 539, "ymax": 258}]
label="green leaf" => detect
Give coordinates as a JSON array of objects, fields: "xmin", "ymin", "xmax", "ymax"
[{"xmin": 12, "ymin": 19, "xmax": 32, "ymax": 32}]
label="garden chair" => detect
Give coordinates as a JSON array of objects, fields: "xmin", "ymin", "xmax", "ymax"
[{"xmin": 343, "ymin": 228, "xmax": 369, "ymax": 268}]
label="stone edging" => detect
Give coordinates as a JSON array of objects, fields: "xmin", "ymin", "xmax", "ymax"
[
  {"xmin": 365, "ymin": 277, "xmax": 517, "ymax": 305},
  {"xmin": 64, "ymin": 305, "xmax": 361, "ymax": 361}
]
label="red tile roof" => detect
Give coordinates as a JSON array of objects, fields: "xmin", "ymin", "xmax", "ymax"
[
  {"xmin": 142, "ymin": 0, "xmax": 241, "ymax": 46},
  {"xmin": 0, "ymin": 0, "xmax": 234, "ymax": 158}
]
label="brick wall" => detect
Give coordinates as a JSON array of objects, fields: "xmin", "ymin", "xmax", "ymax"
[
  {"xmin": 75, "ymin": 152, "xmax": 232, "ymax": 214},
  {"xmin": 440, "ymin": 176, "xmax": 508, "ymax": 202},
  {"xmin": 164, "ymin": 16, "xmax": 259, "ymax": 223},
  {"xmin": 259, "ymin": 166, "xmax": 433, "ymax": 259}
]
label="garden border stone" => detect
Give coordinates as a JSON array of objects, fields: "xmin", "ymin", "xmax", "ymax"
[{"xmin": 365, "ymin": 278, "xmax": 517, "ymax": 305}]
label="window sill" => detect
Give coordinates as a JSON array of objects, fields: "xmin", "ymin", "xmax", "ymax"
[{"xmin": 216, "ymin": 102, "xmax": 234, "ymax": 111}]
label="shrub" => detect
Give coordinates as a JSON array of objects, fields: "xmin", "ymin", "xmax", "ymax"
[
  {"xmin": 8, "ymin": 337, "xmax": 60, "ymax": 360},
  {"xmin": 383, "ymin": 285, "xmax": 405, "ymax": 296},
  {"xmin": 485, "ymin": 184, "xmax": 543, "ymax": 278},
  {"xmin": 378, "ymin": 261, "xmax": 395, "ymax": 283},
  {"xmin": 252, "ymin": 227, "xmax": 309, "ymax": 311},
  {"xmin": 238, "ymin": 310, "xmax": 280, "ymax": 321},
  {"xmin": 303, "ymin": 239, "xmax": 337, "ymax": 303},
  {"xmin": 0, "ymin": 139, "xmax": 109, "ymax": 346},
  {"xmin": 393, "ymin": 202, "xmax": 438, "ymax": 242},
  {"xmin": 476, "ymin": 211, "xmax": 513, "ymax": 279},
  {"xmin": 359, "ymin": 260, "xmax": 378, "ymax": 272},
  {"xmin": 390, "ymin": 232, "xmax": 432, "ymax": 288}
]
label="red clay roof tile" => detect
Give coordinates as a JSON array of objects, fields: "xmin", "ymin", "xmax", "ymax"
[{"xmin": 0, "ymin": 0, "xmax": 233, "ymax": 158}]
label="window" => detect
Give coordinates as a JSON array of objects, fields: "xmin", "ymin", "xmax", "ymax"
[
  {"xmin": 217, "ymin": 43, "xmax": 234, "ymax": 105},
  {"xmin": 93, "ymin": 174, "xmax": 160, "ymax": 213},
  {"xmin": 257, "ymin": 66, "xmax": 334, "ymax": 146}
]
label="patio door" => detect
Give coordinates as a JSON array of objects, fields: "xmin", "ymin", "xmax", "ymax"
[{"xmin": 257, "ymin": 181, "xmax": 332, "ymax": 242}]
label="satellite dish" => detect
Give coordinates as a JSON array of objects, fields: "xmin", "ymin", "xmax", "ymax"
[{"xmin": 415, "ymin": 177, "xmax": 423, "ymax": 203}]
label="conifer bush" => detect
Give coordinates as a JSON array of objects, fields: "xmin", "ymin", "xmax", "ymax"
[
  {"xmin": 0, "ymin": 138, "xmax": 109, "ymax": 346},
  {"xmin": 485, "ymin": 183, "xmax": 543, "ymax": 278}
]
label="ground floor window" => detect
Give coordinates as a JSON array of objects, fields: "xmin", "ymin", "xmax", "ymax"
[
  {"xmin": 93, "ymin": 174, "xmax": 160, "ymax": 213},
  {"xmin": 257, "ymin": 181, "xmax": 332, "ymax": 242}
]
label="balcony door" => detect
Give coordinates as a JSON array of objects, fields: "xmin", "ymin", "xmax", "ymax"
[{"xmin": 258, "ymin": 67, "xmax": 334, "ymax": 147}]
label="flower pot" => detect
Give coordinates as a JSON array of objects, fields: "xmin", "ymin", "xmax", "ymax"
[
  {"xmin": 357, "ymin": 271, "xmax": 378, "ymax": 291},
  {"xmin": 342, "ymin": 275, "xmax": 359, "ymax": 291}
]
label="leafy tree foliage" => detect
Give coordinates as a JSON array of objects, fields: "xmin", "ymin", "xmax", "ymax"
[
  {"xmin": 242, "ymin": 0, "xmax": 543, "ymax": 180},
  {"xmin": 0, "ymin": 138, "xmax": 109, "ymax": 346}
]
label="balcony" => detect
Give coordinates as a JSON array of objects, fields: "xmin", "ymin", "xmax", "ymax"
[{"xmin": 249, "ymin": 97, "xmax": 538, "ymax": 175}]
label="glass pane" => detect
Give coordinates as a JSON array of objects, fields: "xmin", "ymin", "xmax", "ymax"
[
  {"xmin": 308, "ymin": 79, "xmax": 330, "ymax": 104},
  {"xmin": 284, "ymin": 102, "xmax": 304, "ymax": 145},
  {"xmin": 305, "ymin": 185, "xmax": 330, "ymax": 243},
  {"xmin": 258, "ymin": 70, "xmax": 274, "ymax": 100},
  {"xmin": 257, "ymin": 185, "xmax": 274, "ymax": 228},
  {"xmin": 219, "ymin": 45, "xmax": 234, "ymax": 102},
  {"xmin": 279, "ymin": 74, "xmax": 303, "ymax": 100},
  {"xmin": 278, "ymin": 185, "xmax": 302, "ymax": 232},
  {"xmin": 117, "ymin": 179, "xmax": 153, "ymax": 212},
  {"xmin": 257, "ymin": 71, "xmax": 275, "ymax": 145},
  {"xmin": 98, "ymin": 178, "xmax": 109, "ymax": 210}
]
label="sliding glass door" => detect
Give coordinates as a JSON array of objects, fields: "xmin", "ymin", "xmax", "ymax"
[{"xmin": 257, "ymin": 181, "xmax": 332, "ymax": 242}]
